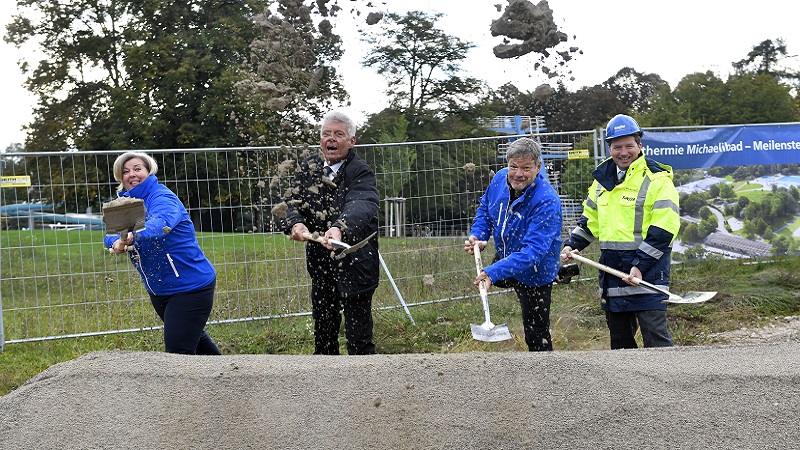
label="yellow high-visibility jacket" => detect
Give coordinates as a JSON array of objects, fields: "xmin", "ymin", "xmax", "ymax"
[{"xmin": 565, "ymin": 155, "xmax": 680, "ymax": 312}]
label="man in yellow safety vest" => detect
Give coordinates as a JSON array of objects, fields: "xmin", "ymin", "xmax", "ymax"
[{"xmin": 562, "ymin": 114, "xmax": 680, "ymax": 349}]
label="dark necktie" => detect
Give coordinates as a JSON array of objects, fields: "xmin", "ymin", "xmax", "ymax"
[{"xmin": 323, "ymin": 166, "xmax": 333, "ymax": 178}]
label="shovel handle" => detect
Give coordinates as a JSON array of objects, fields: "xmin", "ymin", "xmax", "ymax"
[
  {"xmin": 568, "ymin": 251, "xmax": 673, "ymax": 298},
  {"xmin": 473, "ymin": 242, "xmax": 494, "ymax": 324},
  {"xmin": 301, "ymin": 231, "xmax": 350, "ymax": 251},
  {"xmin": 301, "ymin": 231, "xmax": 325, "ymax": 244}
]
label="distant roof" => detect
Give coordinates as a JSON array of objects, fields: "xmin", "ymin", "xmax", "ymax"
[{"xmin": 704, "ymin": 232, "xmax": 772, "ymax": 256}]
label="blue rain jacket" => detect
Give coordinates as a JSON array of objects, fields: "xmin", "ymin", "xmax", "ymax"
[
  {"xmin": 104, "ymin": 175, "xmax": 215, "ymax": 295},
  {"xmin": 470, "ymin": 169, "xmax": 562, "ymax": 287}
]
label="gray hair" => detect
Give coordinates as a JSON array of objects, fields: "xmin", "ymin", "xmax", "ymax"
[
  {"xmin": 112, "ymin": 152, "xmax": 158, "ymax": 192},
  {"xmin": 506, "ymin": 138, "xmax": 542, "ymax": 166},
  {"xmin": 320, "ymin": 111, "xmax": 356, "ymax": 137}
]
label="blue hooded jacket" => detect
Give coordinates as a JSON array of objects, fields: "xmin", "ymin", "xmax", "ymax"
[
  {"xmin": 469, "ymin": 169, "xmax": 563, "ymax": 287},
  {"xmin": 104, "ymin": 175, "xmax": 215, "ymax": 295}
]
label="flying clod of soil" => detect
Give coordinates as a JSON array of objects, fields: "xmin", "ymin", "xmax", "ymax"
[
  {"xmin": 271, "ymin": 202, "xmax": 288, "ymax": 218},
  {"xmin": 365, "ymin": 12, "xmax": 383, "ymax": 25},
  {"xmin": 491, "ymin": 0, "xmax": 574, "ymax": 60}
]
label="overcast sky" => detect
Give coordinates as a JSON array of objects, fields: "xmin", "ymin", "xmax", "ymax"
[{"xmin": 2, "ymin": 0, "xmax": 799, "ymax": 150}]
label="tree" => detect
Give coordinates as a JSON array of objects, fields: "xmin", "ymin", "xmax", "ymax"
[
  {"xmin": 719, "ymin": 183, "xmax": 736, "ymax": 200},
  {"xmin": 5, "ymin": 0, "xmax": 271, "ymax": 152},
  {"xmin": 680, "ymin": 192, "xmax": 707, "ymax": 217},
  {"xmin": 671, "ymin": 71, "xmax": 729, "ymax": 125},
  {"xmin": 549, "ymin": 85, "xmax": 626, "ymax": 132},
  {"xmin": 233, "ymin": 2, "xmax": 348, "ymax": 147},
  {"xmin": 602, "ymin": 67, "xmax": 668, "ymax": 112},
  {"xmin": 725, "ymin": 73, "xmax": 795, "ymax": 124},
  {"xmin": 361, "ymin": 11, "xmax": 483, "ymax": 135},
  {"xmin": 682, "ymin": 244, "xmax": 707, "ymax": 261},
  {"xmin": 733, "ymin": 38, "xmax": 800, "ymax": 86},
  {"xmin": 772, "ymin": 235, "xmax": 791, "ymax": 255},
  {"xmin": 681, "ymin": 223, "xmax": 702, "ymax": 244},
  {"xmin": 561, "ymin": 158, "xmax": 596, "ymax": 200},
  {"xmin": 5, "ymin": 0, "xmax": 133, "ymax": 151}
]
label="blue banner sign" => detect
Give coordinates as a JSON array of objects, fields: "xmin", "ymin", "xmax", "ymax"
[{"xmin": 640, "ymin": 123, "xmax": 800, "ymax": 170}]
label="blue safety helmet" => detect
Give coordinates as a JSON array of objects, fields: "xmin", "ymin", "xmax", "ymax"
[{"xmin": 604, "ymin": 114, "xmax": 643, "ymax": 142}]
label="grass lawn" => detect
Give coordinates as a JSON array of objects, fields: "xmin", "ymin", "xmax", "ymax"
[{"xmin": 3, "ymin": 254, "xmax": 800, "ymax": 396}]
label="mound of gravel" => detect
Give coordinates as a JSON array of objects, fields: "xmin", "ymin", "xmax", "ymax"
[{"xmin": 2, "ymin": 344, "xmax": 800, "ymax": 449}]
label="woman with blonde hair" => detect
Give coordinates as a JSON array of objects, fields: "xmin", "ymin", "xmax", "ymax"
[{"xmin": 105, "ymin": 152, "xmax": 221, "ymax": 355}]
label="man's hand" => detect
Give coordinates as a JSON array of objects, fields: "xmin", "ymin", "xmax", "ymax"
[
  {"xmin": 290, "ymin": 223, "xmax": 310, "ymax": 241},
  {"xmin": 474, "ymin": 270, "xmax": 493, "ymax": 292},
  {"xmin": 623, "ymin": 266, "xmax": 643, "ymax": 286},
  {"xmin": 464, "ymin": 236, "xmax": 486, "ymax": 254},
  {"xmin": 561, "ymin": 246, "xmax": 574, "ymax": 263},
  {"xmin": 323, "ymin": 227, "xmax": 343, "ymax": 250}
]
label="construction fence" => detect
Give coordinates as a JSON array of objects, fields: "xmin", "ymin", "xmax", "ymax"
[{"xmin": 0, "ymin": 126, "xmax": 599, "ymax": 346}]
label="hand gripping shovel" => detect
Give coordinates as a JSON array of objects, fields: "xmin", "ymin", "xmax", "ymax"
[
  {"xmin": 102, "ymin": 197, "xmax": 146, "ymax": 253},
  {"xmin": 568, "ymin": 252, "xmax": 717, "ymax": 304},
  {"xmin": 470, "ymin": 242, "xmax": 512, "ymax": 342},
  {"xmin": 301, "ymin": 231, "xmax": 377, "ymax": 260}
]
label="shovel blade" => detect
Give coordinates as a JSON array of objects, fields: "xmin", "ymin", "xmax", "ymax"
[
  {"xmin": 470, "ymin": 323, "xmax": 512, "ymax": 342},
  {"xmin": 666, "ymin": 291, "xmax": 717, "ymax": 304},
  {"xmin": 102, "ymin": 198, "xmax": 146, "ymax": 236}
]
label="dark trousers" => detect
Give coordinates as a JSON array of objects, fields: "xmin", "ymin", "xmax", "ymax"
[
  {"xmin": 311, "ymin": 282, "xmax": 376, "ymax": 355},
  {"xmin": 149, "ymin": 280, "xmax": 221, "ymax": 355},
  {"xmin": 512, "ymin": 282, "xmax": 553, "ymax": 352},
  {"xmin": 605, "ymin": 310, "xmax": 674, "ymax": 349}
]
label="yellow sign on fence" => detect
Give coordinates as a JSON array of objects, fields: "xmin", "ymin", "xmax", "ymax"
[
  {"xmin": 1, "ymin": 175, "xmax": 32, "ymax": 187},
  {"xmin": 567, "ymin": 149, "xmax": 590, "ymax": 160}
]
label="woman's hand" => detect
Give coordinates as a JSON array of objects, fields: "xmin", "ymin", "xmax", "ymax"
[{"xmin": 111, "ymin": 231, "xmax": 134, "ymax": 254}]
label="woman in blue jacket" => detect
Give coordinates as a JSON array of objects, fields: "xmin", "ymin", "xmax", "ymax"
[
  {"xmin": 465, "ymin": 138, "xmax": 563, "ymax": 351},
  {"xmin": 105, "ymin": 152, "xmax": 221, "ymax": 355}
]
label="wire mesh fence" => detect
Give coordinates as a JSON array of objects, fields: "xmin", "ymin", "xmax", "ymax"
[{"xmin": 0, "ymin": 130, "xmax": 599, "ymax": 345}]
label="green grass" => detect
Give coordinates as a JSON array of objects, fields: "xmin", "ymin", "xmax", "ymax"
[{"xmin": 4, "ymin": 254, "xmax": 800, "ymax": 396}]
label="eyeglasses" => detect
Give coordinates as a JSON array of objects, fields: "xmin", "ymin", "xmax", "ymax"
[{"xmin": 321, "ymin": 131, "xmax": 349, "ymax": 139}]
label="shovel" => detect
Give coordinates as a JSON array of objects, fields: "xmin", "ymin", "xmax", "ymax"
[
  {"xmin": 567, "ymin": 251, "xmax": 717, "ymax": 304},
  {"xmin": 469, "ymin": 241, "xmax": 512, "ymax": 342},
  {"xmin": 102, "ymin": 197, "xmax": 146, "ymax": 253},
  {"xmin": 301, "ymin": 231, "xmax": 377, "ymax": 260}
]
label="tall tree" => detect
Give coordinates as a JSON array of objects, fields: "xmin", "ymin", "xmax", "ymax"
[
  {"xmin": 361, "ymin": 10, "xmax": 483, "ymax": 134},
  {"xmin": 5, "ymin": 0, "xmax": 265, "ymax": 152},
  {"xmin": 5, "ymin": 0, "xmax": 133, "ymax": 152},
  {"xmin": 233, "ymin": 0, "xmax": 348, "ymax": 147},
  {"xmin": 602, "ymin": 67, "xmax": 668, "ymax": 112},
  {"xmin": 550, "ymin": 85, "xmax": 626, "ymax": 132},
  {"xmin": 725, "ymin": 72, "xmax": 796, "ymax": 124},
  {"xmin": 733, "ymin": 38, "xmax": 800, "ymax": 85}
]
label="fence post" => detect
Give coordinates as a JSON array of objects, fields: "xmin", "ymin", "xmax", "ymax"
[
  {"xmin": 384, "ymin": 197, "xmax": 406, "ymax": 238},
  {"xmin": 1, "ymin": 179, "xmax": 5, "ymax": 352}
]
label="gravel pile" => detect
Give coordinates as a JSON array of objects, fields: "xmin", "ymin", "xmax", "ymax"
[{"xmin": 2, "ymin": 343, "xmax": 800, "ymax": 449}]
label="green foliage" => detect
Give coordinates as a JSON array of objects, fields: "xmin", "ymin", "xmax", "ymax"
[
  {"xmin": 361, "ymin": 10, "xmax": 483, "ymax": 136},
  {"xmin": 726, "ymin": 73, "xmax": 796, "ymax": 124},
  {"xmin": 233, "ymin": 3, "xmax": 348, "ymax": 146},
  {"xmin": 680, "ymin": 192, "xmax": 708, "ymax": 216},
  {"xmin": 601, "ymin": 67, "xmax": 669, "ymax": 112},
  {"xmin": 561, "ymin": 157, "xmax": 596, "ymax": 200},
  {"xmin": 733, "ymin": 38, "xmax": 800, "ymax": 85},
  {"xmin": 7, "ymin": 0, "xmax": 267, "ymax": 152}
]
